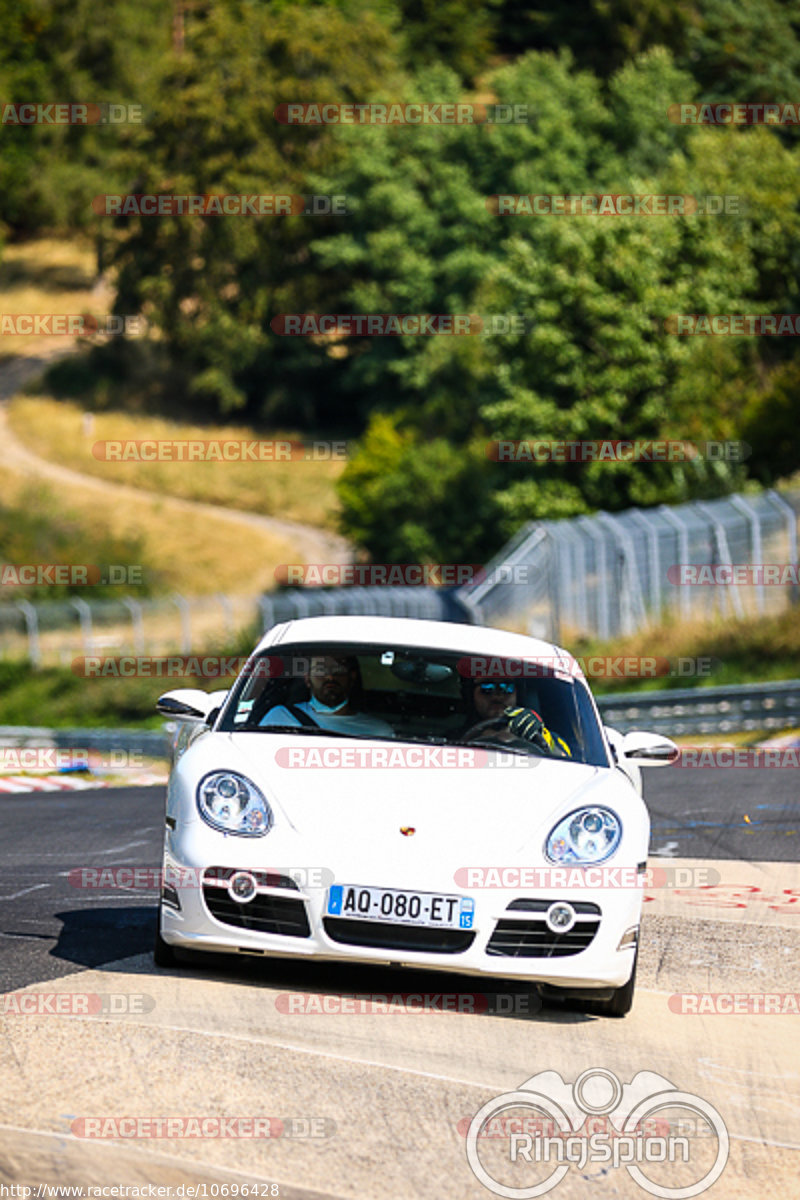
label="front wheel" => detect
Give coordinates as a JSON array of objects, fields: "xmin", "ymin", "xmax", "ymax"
[
  {"xmin": 590, "ymin": 946, "xmax": 638, "ymax": 1018},
  {"xmin": 153, "ymin": 909, "xmax": 177, "ymax": 968}
]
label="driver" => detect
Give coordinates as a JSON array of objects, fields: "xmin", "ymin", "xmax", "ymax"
[
  {"xmin": 458, "ymin": 679, "xmax": 572, "ymax": 758},
  {"xmin": 259, "ymin": 653, "xmax": 393, "ymax": 738}
]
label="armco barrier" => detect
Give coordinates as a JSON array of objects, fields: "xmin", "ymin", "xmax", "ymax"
[
  {"xmin": 596, "ymin": 678, "xmax": 800, "ymax": 736},
  {"xmin": 259, "ymin": 585, "xmax": 470, "ymax": 627},
  {"xmin": 0, "ymin": 725, "xmax": 171, "ymax": 757}
]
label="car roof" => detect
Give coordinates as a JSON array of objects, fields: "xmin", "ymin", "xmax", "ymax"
[{"xmin": 253, "ymin": 615, "xmax": 584, "ymax": 680}]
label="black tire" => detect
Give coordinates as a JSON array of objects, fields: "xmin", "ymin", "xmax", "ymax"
[
  {"xmin": 153, "ymin": 911, "xmax": 178, "ymax": 968},
  {"xmin": 591, "ymin": 947, "xmax": 638, "ymax": 1018}
]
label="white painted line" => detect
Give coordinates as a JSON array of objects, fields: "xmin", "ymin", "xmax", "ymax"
[{"xmin": 0, "ymin": 883, "xmax": 51, "ymax": 901}]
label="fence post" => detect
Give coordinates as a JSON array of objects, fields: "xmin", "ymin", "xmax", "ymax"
[
  {"xmin": 70, "ymin": 597, "xmax": 94, "ymax": 655},
  {"xmin": 16, "ymin": 600, "xmax": 41, "ymax": 668},
  {"xmin": 576, "ymin": 516, "xmax": 612, "ymax": 639},
  {"xmin": 766, "ymin": 490, "xmax": 799, "ymax": 606},
  {"xmin": 659, "ymin": 504, "xmax": 692, "ymax": 621},
  {"xmin": 216, "ymin": 593, "xmax": 235, "ymax": 640},
  {"xmin": 121, "ymin": 597, "xmax": 146, "ymax": 653},
  {"xmin": 693, "ymin": 501, "xmax": 744, "ymax": 621},
  {"xmin": 729, "ymin": 494, "xmax": 764, "ymax": 615},
  {"xmin": 628, "ymin": 508, "xmax": 662, "ymax": 623},
  {"xmin": 171, "ymin": 594, "xmax": 192, "ymax": 653}
]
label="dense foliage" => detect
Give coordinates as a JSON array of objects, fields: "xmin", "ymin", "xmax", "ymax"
[{"xmin": 2, "ymin": 0, "xmax": 799, "ymax": 560}]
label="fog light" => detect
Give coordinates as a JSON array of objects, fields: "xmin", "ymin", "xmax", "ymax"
[
  {"xmin": 228, "ymin": 871, "xmax": 257, "ymax": 903},
  {"xmin": 545, "ymin": 902, "xmax": 575, "ymax": 933},
  {"xmin": 617, "ymin": 926, "xmax": 638, "ymax": 950}
]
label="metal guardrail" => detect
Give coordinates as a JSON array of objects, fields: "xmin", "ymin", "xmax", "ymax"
[
  {"xmin": 0, "ymin": 725, "xmax": 172, "ymax": 757},
  {"xmin": 1, "ymin": 680, "xmax": 798, "ymax": 760},
  {"xmin": 596, "ymin": 678, "xmax": 800, "ymax": 736},
  {"xmin": 258, "ymin": 585, "xmax": 470, "ymax": 627}
]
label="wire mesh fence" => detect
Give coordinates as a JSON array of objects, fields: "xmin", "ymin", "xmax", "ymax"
[
  {"xmin": 457, "ymin": 488, "xmax": 800, "ymax": 642},
  {"xmin": 0, "ymin": 593, "xmax": 261, "ymax": 668},
  {"xmin": 2, "ymin": 487, "xmax": 798, "ymax": 666}
]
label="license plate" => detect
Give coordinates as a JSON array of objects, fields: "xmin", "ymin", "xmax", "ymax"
[{"xmin": 327, "ymin": 884, "xmax": 474, "ymax": 929}]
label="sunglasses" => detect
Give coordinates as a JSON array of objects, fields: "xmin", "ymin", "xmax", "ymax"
[{"xmin": 476, "ymin": 682, "xmax": 516, "ymax": 694}]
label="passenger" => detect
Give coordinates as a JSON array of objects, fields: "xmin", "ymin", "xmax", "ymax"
[{"xmin": 259, "ymin": 653, "xmax": 393, "ymax": 738}]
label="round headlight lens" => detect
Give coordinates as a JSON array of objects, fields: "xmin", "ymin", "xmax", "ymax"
[
  {"xmin": 197, "ymin": 771, "xmax": 272, "ymax": 836},
  {"xmin": 545, "ymin": 806, "xmax": 621, "ymax": 864}
]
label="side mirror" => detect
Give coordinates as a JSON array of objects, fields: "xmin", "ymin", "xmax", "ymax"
[
  {"xmin": 620, "ymin": 730, "xmax": 680, "ymax": 765},
  {"xmin": 156, "ymin": 688, "xmax": 218, "ymax": 723}
]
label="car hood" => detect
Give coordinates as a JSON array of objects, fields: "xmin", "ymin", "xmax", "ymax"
[{"xmin": 187, "ymin": 733, "xmax": 636, "ymax": 870}]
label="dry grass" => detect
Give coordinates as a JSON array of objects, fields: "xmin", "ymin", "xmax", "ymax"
[
  {"xmin": 0, "ymin": 238, "xmax": 104, "ymax": 357},
  {"xmin": 8, "ymin": 396, "xmax": 344, "ymax": 530},
  {"xmin": 0, "ymin": 463, "xmax": 296, "ymax": 596},
  {"xmin": 568, "ymin": 609, "xmax": 800, "ymax": 692}
]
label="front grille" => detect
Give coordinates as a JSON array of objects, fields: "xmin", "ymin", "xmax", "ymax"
[
  {"xmin": 204, "ymin": 889, "xmax": 310, "ymax": 936},
  {"xmin": 486, "ymin": 900, "xmax": 601, "ymax": 958},
  {"xmin": 202, "ymin": 867, "xmax": 309, "ymax": 936},
  {"xmin": 323, "ymin": 918, "xmax": 475, "ymax": 954}
]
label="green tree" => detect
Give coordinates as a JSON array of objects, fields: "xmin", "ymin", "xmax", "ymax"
[
  {"xmin": 0, "ymin": 0, "xmax": 169, "ymax": 234},
  {"xmin": 110, "ymin": 0, "xmax": 403, "ymax": 419}
]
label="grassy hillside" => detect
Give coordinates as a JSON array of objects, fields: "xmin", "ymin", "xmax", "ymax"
[{"xmin": 8, "ymin": 396, "xmax": 345, "ymax": 531}]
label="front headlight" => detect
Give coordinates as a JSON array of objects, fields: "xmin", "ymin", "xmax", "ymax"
[
  {"xmin": 545, "ymin": 806, "xmax": 621, "ymax": 864},
  {"xmin": 196, "ymin": 771, "xmax": 272, "ymax": 836}
]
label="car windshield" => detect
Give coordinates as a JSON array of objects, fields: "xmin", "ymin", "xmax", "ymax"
[{"xmin": 218, "ymin": 642, "xmax": 610, "ymax": 768}]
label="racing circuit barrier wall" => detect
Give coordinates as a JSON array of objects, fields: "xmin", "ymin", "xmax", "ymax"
[
  {"xmin": 595, "ymin": 678, "xmax": 800, "ymax": 736},
  {"xmin": 456, "ymin": 488, "xmax": 800, "ymax": 642},
  {"xmin": 2, "ymin": 490, "xmax": 798, "ymax": 666},
  {"xmin": 257, "ymin": 585, "xmax": 467, "ymax": 628},
  {"xmin": 0, "ymin": 588, "xmax": 467, "ymax": 668}
]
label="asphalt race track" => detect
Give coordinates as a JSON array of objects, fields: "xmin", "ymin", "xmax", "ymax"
[{"xmin": 1, "ymin": 772, "xmax": 798, "ymax": 1198}]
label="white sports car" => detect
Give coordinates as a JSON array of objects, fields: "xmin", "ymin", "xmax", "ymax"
[{"xmin": 154, "ymin": 616, "xmax": 677, "ymax": 1016}]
